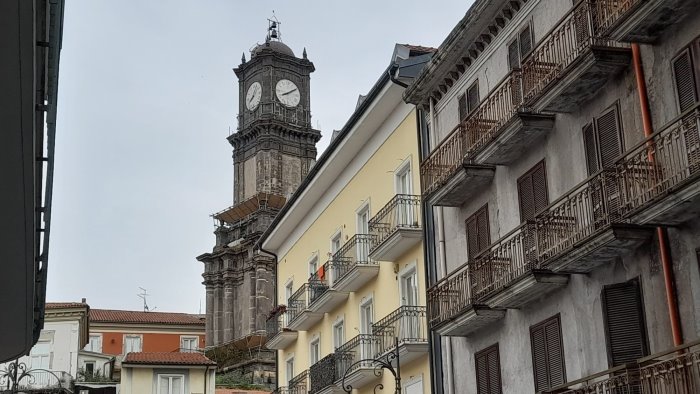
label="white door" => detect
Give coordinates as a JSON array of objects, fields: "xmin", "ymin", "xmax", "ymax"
[
  {"xmin": 360, "ymin": 301, "xmax": 374, "ymax": 361},
  {"xmin": 400, "ymin": 269, "xmax": 420, "ymax": 341},
  {"xmin": 357, "ymin": 206, "xmax": 370, "ymax": 263},
  {"xmin": 396, "ymin": 166, "xmax": 414, "ymax": 226}
]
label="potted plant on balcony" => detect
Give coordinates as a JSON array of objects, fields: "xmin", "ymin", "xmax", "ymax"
[{"xmin": 266, "ymin": 304, "xmax": 287, "ymax": 321}]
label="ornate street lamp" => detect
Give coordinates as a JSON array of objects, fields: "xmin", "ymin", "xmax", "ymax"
[
  {"xmin": 0, "ymin": 359, "xmax": 63, "ymax": 393},
  {"xmin": 340, "ymin": 337, "xmax": 401, "ymax": 394}
]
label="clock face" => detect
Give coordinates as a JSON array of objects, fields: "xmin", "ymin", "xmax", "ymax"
[
  {"xmin": 275, "ymin": 79, "xmax": 300, "ymax": 107},
  {"xmin": 245, "ymin": 82, "xmax": 262, "ymax": 111}
]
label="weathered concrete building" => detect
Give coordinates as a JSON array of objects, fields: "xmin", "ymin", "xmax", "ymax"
[
  {"xmin": 197, "ymin": 21, "xmax": 321, "ymax": 387},
  {"xmin": 404, "ymin": 0, "xmax": 700, "ymax": 393}
]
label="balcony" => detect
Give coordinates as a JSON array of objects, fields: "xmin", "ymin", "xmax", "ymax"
[
  {"xmin": 544, "ymin": 340, "xmax": 700, "ymax": 393},
  {"xmin": 266, "ymin": 308, "xmax": 297, "ymax": 350},
  {"xmin": 466, "ymin": 71, "xmax": 555, "ymax": 166},
  {"xmin": 336, "ymin": 334, "xmax": 383, "ymax": 390},
  {"xmin": 287, "ymin": 284, "xmax": 323, "ymax": 331},
  {"xmin": 308, "ymin": 262, "xmax": 349, "ymax": 314},
  {"xmin": 614, "ymin": 104, "xmax": 700, "ymax": 226},
  {"xmin": 522, "ymin": 0, "xmax": 631, "ymax": 113},
  {"xmin": 592, "ymin": 0, "xmax": 700, "ymax": 43},
  {"xmin": 309, "ymin": 354, "xmax": 344, "ymax": 394},
  {"xmin": 373, "ymin": 306, "xmax": 429, "ymax": 366},
  {"xmin": 331, "ymin": 234, "xmax": 379, "ymax": 293},
  {"xmin": 369, "ymin": 195, "xmax": 423, "ymax": 261}
]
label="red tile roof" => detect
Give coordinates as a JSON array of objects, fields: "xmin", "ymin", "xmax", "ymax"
[
  {"xmin": 46, "ymin": 302, "xmax": 88, "ymax": 309},
  {"xmin": 122, "ymin": 352, "xmax": 215, "ymax": 366},
  {"xmin": 90, "ymin": 309, "xmax": 205, "ymax": 326}
]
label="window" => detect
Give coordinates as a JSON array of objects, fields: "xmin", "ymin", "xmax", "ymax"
[
  {"xmin": 84, "ymin": 362, "xmax": 95, "ymax": 375},
  {"xmin": 466, "ymin": 204, "xmax": 490, "ymax": 260},
  {"xmin": 400, "ymin": 266, "xmax": 419, "ymax": 306},
  {"xmin": 404, "ymin": 376, "xmax": 423, "ymax": 394},
  {"xmin": 458, "ymin": 80, "xmax": 480, "ymax": 121},
  {"xmin": 530, "ymin": 315, "xmax": 566, "ymax": 391},
  {"xmin": 395, "ymin": 159, "xmax": 412, "ymax": 195},
  {"xmin": 395, "ymin": 159, "xmax": 416, "ymax": 227},
  {"xmin": 285, "ymin": 281, "xmax": 294, "ymax": 305},
  {"xmin": 157, "ymin": 374, "xmax": 184, "ymax": 394},
  {"xmin": 508, "ymin": 24, "xmax": 534, "ymax": 69},
  {"xmin": 333, "ymin": 319, "xmax": 345, "ymax": 349},
  {"xmin": 672, "ymin": 46, "xmax": 699, "ymax": 112},
  {"xmin": 286, "ymin": 357, "xmax": 295, "ymax": 386},
  {"xmin": 30, "ymin": 341, "xmax": 51, "ymax": 369},
  {"xmin": 517, "ymin": 160, "xmax": 548, "ymax": 222},
  {"xmin": 124, "ymin": 335, "xmax": 142, "ymax": 354},
  {"xmin": 357, "ymin": 203, "xmax": 370, "ymax": 235},
  {"xmin": 331, "ymin": 231, "xmax": 342, "ymax": 254},
  {"xmin": 308, "ymin": 255, "xmax": 319, "ymax": 278},
  {"xmin": 309, "ymin": 337, "xmax": 320, "ymax": 365},
  {"xmin": 602, "ymin": 278, "xmax": 649, "ymax": 366},
  {"xmin": 475, "ymin": 344, "xmax": 502, "ymax": 394},
  {"xmin": 180, "ymin": 336, "xmax": 199, "ymax": 352},
  {"xmin": 360, "ymin": 299, "xmax": 374, "ymax": 334},
  {"xmin": 583, "ymin": 105, "xmax": 624, "ymax": 175},
  {"xmin": 84, "ymin": 334, "xmax": 102, "ymax": 353}
]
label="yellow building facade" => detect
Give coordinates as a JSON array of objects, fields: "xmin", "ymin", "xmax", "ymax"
[{"xmin": 261, "ymin": 46, "xmax": 432, "ymax": 394}]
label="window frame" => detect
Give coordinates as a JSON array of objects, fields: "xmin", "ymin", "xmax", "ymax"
[
  {"xmin": 356, "ymin": 201, "xmax": 371, "ymax": 235},
  {"xmin": 529, "ymin": 314, "xmax": 566, "ymax": 391},
  {"xmin": 180, "ymin": 336, "xmax": 199, "ymax": 353},
  {"xmin": 466, "ymin": 80, "xmax": 480, "ymax": 115},
  {"xmin": 123, "ymin": 334, "xmax": 143, "ymax": 354},
  {"xmin": 508, "ymin": 21, "xmax": 535, "ymax": 70},
  {"xmin": 309, "ymin": 335, "xmax": 321, "ymax": 365},
  {"xmin": 601, "ymin": 277, "xmax": 650, "ymax": 367},
  {"xmin": 395, "ymin": 157, "xmax": 413, "ymax": 195},
  {"xmin": 517, "ymin": 160, "xmax": 549, "ymax": 222},
  {"xmin": 156, "ymin": 373, "xmax": 185, "ymax": 394},
  {"xmin": 399, "ymin": 262, "xmax": 419, "ymax": 306},
  {"xmin": 582, "ymin": 103, "xmax": 624, "ymax": 175},
  {"xmin": 333, "ymin": 317, "xmax": 345, "ymax": 350},
  {"xmin": 85, "ymin": 333, "xmax": 103, "ymax": 353},
  {"xmin": 465, "ymin": 204, "xmax": 490, "ymax": 260},
  {"xmin": 671, "ymin": 43, "xmax": 700, "ymax": 112},
  {"xmin": 475, "ymin": 343, "xmax": 502, "ymax": 394},
  {"xmin": 359, "ymin": 295, "xmax": 374, "ymax": 335}
]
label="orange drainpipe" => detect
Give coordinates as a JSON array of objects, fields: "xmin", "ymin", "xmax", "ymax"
[{"xmin": 631, "ymin": 43, "xmax": 683, "ymax": 346}]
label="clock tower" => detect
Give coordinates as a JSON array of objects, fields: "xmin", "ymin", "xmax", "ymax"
[{"xmin": 197, "ymin": 19, "xmax": 320, "ymax": 386}]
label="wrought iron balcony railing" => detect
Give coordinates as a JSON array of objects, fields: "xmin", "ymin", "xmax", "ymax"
[
  {"xmin": 614, "ymin": 104, "xmax": 700, "ymax": 219},
  {"xmin": 309, "ymin": 353, "xmax": 339, "ymax": 394},
  {"xmin": 238, "ymin": 101, "xmax": 311, "ymax": 129},
  {"xmin": 336, "ymin": 334, "xmax": 383, "ymax": 377},
  {"xmin": 266, "ymin": 308, "xmax": 290, "ymax": 339},
  {"xmin": 287, "ymin": 284, "xmax": 310, "ymax": 323},
  {"xmin": 308, "ymin": 262, "xmax": 331, "ymax": 306},
  {"xmin": 369, "ymin": 194, "xmax": 421, "ymax": 247},
  {"xmin": 520, "ymin": 0, "xmax": 627, "ymax": 105},
  {"xmin": 373, "ymin": 306, "xmax": 428, "ymax": 353},
  {"xmin": 543, "ymin": 339, "xmax": 700, "ymax": 393},
  {"xmin": 332, "ymin": 234, "xmax": 377, "ymax": 282},
  {"xmin": 288, "ymin": 370, "xmax": 308, "ymax": 393}
]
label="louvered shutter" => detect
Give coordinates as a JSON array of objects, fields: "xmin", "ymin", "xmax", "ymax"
[
  {"xmin": 518, "ymin": 172, "xmax": 535, "ymax": 222},
  {"xmin": 531, "ymin": 316, "xmax": 566, "ymax": 391},
  {"xmin": 467, "ymin": 81, "xmax": 480, "ymax": 113},
  {"xmin": 475, "ymin": 344, "xmax": 501, "ymax": 394},
  {"xmin": 602, "ymin": 279, "xmax": 649, "ymax": 366},
  {"xmin": 477, "ymin": 206, "xmax": 490, "ymax": 253},
  {"xmin": 458, "ymin": 93, "xmax": 468, "ymax": 121},
  {"xmin": 673, "ymin": 49, "xmax": 698, "ymax": 112},
  {"xmin": 596, "ymin": 107, "xmax": 623, "ymax": 168},
  {"xmin": 508, "ymin": 39, "xmax": 520, "ymax": 70},
  {"xmin": 519, "ymin": 26, "xmax": 533, "ymax": 59},
  {"xmin": 532, "ymin": 162, "xmax": 549, "ymax": 214},
  {"xmin": 531, "ymin": 324, "xmax": 549, "ymax": 391},
  {"xmin": 583, "ymin": 123, "xmax": 599, "ymax": 175},
  {"xmin": 466, "ymin": 215, "xmax": 479, "ymax": 260},
  {"xmin": 519, "ymin": 161, "xmax": 548, "ymax": 222}
]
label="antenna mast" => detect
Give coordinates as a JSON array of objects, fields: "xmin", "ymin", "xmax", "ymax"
[{"xmin": 138, "ymin": 287, "xmax": 152, "ymax": 312}]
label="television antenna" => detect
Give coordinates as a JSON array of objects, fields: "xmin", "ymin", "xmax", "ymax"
[{"xmin": 138, "ymin": 287, "xmax": 156, "ymax": 312}]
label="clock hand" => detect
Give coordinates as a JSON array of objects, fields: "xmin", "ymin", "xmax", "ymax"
[{"xmin": 281, "ymin": 88, "xmax": 298, "ymax": 96}]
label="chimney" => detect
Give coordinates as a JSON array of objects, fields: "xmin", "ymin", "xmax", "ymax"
[{"xmin": 81, "ymin": 298, "xmax": 86, "ymax": 303}]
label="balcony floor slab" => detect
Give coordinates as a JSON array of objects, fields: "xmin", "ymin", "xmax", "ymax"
[
  {"xmin": 627, "ymin": 176, "xmax": 700, "ymax": 226},
  {"xmin": 428, "ymin": 164, "xmax": 496, "ymax": 207},
  {"xmin": 474, "ymin": 112, "xmax": 556, "ymax": 166},
  {"xmin": 333, "ymin": 265, "xmax": 380, "ymax": 293},
  {"xmin": 530, "ymin": 47, "xmax": 631, "ymax": 113},
  {"xmin": 544, "ymin": 224, "xmax": 654, "ymax": 273},
  {"xmin": 606, "ymin": 0, "xmax": 700, "ymax": 43},
  {"xmin": 369, "ymin": 228, "xmax": 422, "ymax": 261},
  {"xmin": 308, "ymin": 290, "xmax": 349, "ymax": 314},
  {"xmin": 316, "ymin": 385, "xmax": 346, "ymax": 394},
  {"xmin": 287, "ymin": 310, "xmax": 324, "ymax": 331},
  {"xmin": 434, "ymin": 305, "xmax": 506, "ymax": 337},
  {"xmin": 266, "ymin": 331, "xmax": 298, "ymax": 350},
  {"xmin": 482, "ymin": 270, "xmax": 570, "ymax": 309},
  {"xmin": 341, "ymin": 366, "xmax": 381, "ymax": 390}
]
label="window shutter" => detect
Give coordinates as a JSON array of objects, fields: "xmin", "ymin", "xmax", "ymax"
[
  {"xmin": 508, "ymin": 39, "xmax": 520, "ymax": 70},
  {"xmin": 477, "ymin": 206, "xmax": 490, "ymax": 253},
  {"xmin": 596, "ymin": 107, "xmax": 623, "ymax": 168},
  {"xmin": 518, "ymin": 173, "xmax": 535, "ymax": 222},
  {"xmin": 583, "ymin": 123, "xmax": 599, "ymax": 175},
  {"xmin": 531, "ymin": 316, "xmax": 566, "ymax": 391},
  {"xmin": 602, "ymin": 278, "xmax": 649, "ymax": 366},
  {"xmin": 518, "ymin": 161, "xmax": 548, "ymax": 222},
  {"xmin": 673, "ymin": 49, "xmax": 698, "ymax": 112},
  {"xmin": 466, "ymin": 215, "xmax": 479, "ymax": 260},
  {"xmin": 519, "ymin": 26, "xmax": 533, "ymax": 59},
  {"xmin": 532, "ymin": 162, "xmax": 549, "ymax": 214},
  {"xmin": 475, "ymin": 344, "xmax": 502, "ymax": 394},
  {"xmin": 531, "ymin": 325, "xmax": 549, "ymax": 391},
  {"xmin": 458, "ymin": 93, "xmax": 468, "ymax": 121},
  {"xmin": 467, "ymin": 81, "xmax": 480, "ymax": 113}
]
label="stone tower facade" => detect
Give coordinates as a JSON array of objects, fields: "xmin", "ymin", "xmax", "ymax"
[{"xmin": 197, "ymin": 25, "xmax": 320, "ymax": 380}]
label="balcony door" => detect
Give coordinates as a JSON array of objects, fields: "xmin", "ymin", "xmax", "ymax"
[
  {"xmin": 360, "ymin": 299, "xmax": 375, "ymax": 362},
  {"xmin": 395, "ymin": 161, "xmax": 415, "ymax": 227},
  {"xmin": 356, "ymin": 204, "xmax": 371, "ymax": 264},
  {"xmin": 400, "ymin": 266, "xmax": 420, "ymax": 341}
]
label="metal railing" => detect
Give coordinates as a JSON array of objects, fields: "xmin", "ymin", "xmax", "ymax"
[
  {"xmin": 369, "ymin": 194, "xmax": 422, "ymax": 250},
  {"xmin": 239, "ymin": 102, "xmax": 311, "ymax": 129},
  {"xmin": 288, "ymin": 370, "xmax": 308, "ymax": 394},
  {"xmin": 336, "ymin": 334, "xmax": 383, "ymax": 377},
  {"xmin": 308, "ymin": 262, "xmax": 331, "ymax": 306},
  {"xmin": 420, "ymin": 123, "xmax": 466, "ymax": 196},
  {"xmin": 544, "ymin": 340, "xmax": 700, "ymax": 393},
  {"xmin": 309, "ymin": 353, "xmax": 339, "ymax": 394},
  {"xmin": 332, "ymin": 234, "xmax": 377, "ymax": 283},
  {"xmin": 521, "ymin": 0, "xmax": 628, "ymax": 105},
  {"xmin": 614, "ymin": 104, "xmax": 700, "ymax": 218},
  {"xmin": 373, "ymin": 306, "xmax": 428, "ymax": 353},
  {"xmin": 266, "ymin": 308, "xmax": 291, "ymax": 339},
  {"xmin": 427, "ymin": 260, "xmax": 472, "ymax": 329},
  {"xmin": 590, "ymin": 0, "xmax": 643, "ymax": 37},
  {"xmin": 287, "ymin": 284, "xmax": 310, "ymax": 323}
]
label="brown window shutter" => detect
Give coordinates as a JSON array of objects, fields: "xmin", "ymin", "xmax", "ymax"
[
  {"xmin": 530, "ymin": 315, "xmax": 566, "ymax": 391},
  {"xmin": 508, "ymin": 39, "xmax": 520, "ymax": 70},
  {"xmin": 673, "ymin": 48, "xmax": 698, "ymax": 112},
  {"xmin": 467, "ymin": 81, "xmax": 480, "ymax": 113},
  {"xmin": 519, "ymin": 25, "xmax": 533, "ymax": 59},
  {"xmin": 583, "ymin": 123, "xmax": 599, "ymax": 175},
  {"xmin": 475, "ymin": 344, "xmax": 502, "ymax": 394},
  {"xmin": 458, "ymin": 93, "xmax": 468, "ymax": 121},
  {"xmin": 596, "ymin": 106, "xmax": 623, "ymax": 168},
  {"xmin": 466, "ymin": 204, "xmax": 490, "ymax": 259},
  {"xmin": 602, "ymin": 278, "xmax": 649, "ymax": 366},
  {"xmin": 518, "ymin": 161, "xmax": 548, "ymax": 222}
]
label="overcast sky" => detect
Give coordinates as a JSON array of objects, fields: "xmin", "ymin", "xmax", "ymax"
[{"xmin": 47, "ymin": 0, "xmax": 471, "ymax": 314}]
